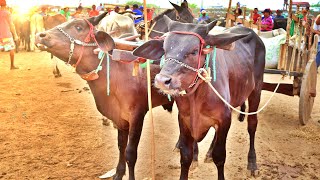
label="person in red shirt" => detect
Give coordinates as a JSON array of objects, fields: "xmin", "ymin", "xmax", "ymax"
[
  {"xmin": 0, "ymin": 0, "xmax": 19, "ymax": 69},
  {"xmin": 89, "ymin": 4, "xmax": 99, "ymax": 17},
  {"xmin": 252, "ymin": 8, "xmax": 261, "ymax": 24}
]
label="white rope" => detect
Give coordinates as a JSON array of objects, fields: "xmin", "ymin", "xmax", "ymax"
[{"xmin": 197, "ymin": 68, "xmax": 282, "ymax": 115}]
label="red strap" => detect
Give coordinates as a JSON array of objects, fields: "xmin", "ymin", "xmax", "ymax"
[{"xmin": 170, "ymin": 31, "xmax": 205, "ymax": 83}]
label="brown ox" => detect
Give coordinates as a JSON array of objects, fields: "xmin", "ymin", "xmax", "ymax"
[
  {"xmin": 31, "ymin": 13, "xmax": 66, "ymax": 77},
  {"xmin": 133, "ymin": 16, "xmax": 265, "ymax": 179},
  {"xmin": 35, "ymin": 13, "xmax": 173, "ymax": 180}
]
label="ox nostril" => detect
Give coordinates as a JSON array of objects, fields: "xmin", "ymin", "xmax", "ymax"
[
  {"xmin": 39, "ymin": 33, "xmax": 47, "ymax": 38},
  {"xmin": 155, "ymin": 74, "xmax": 172, "ymax": 88}
]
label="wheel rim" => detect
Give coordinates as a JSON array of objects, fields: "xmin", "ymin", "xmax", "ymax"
[{"xmin": 299, "ymin": 60, "xmax": 317, "ymax": 125}]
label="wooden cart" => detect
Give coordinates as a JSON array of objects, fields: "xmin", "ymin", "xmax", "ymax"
[{"xmin": 225, "ymin": 0, "xmax": 318, "ymax": 125}]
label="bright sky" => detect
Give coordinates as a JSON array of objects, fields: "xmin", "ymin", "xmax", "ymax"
[{"xmin": 6, "ymin": 0, "xmax": 320, "ymax": 10}]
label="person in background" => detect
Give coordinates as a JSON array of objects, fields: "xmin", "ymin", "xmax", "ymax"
[
  {"xmin": 97, "ymin": 3, "xmax": 103, "ymax": 11},
  {"xmin": 233, "ymin": 2, "xmax": 242, "ymax": 17},
  {"xmin": 89, "ymin": 4, "xmax": 99, "ymax": 17},
  {"xmin": 0, "ymin": 0, "xmax": 19, "ymax": 69},
  {"xmin": 39, "ymin": 6, "xmax": 47, "ymax": 16},
  {"xmin": 251, "ymin": 8, "xmax": 261, "ymax": 24},
  {"xmin": 124, "ymin": 5, "xmax": 130, "ymax": 11},
  {"xmin": 274, "ymin": 10, "xmax": 284, "ymax": 19},
  {"xmin": 260, "ymin": 9, "xmax": 273, "ymax": 31},
  {"xmin": 85, "ymin": 8, "xmax": 91, "ymax": 17},
  {"xmin": 283, "ymin": 0, "xmax": 288, "ymax": 11},
  {"xmin": 139, "ymin": 5, "xmax": 144, "ymax": 13},
  {"xmin": 60, "ymin": 7, "xmax": 70, "ymax": 20},
  {"xmin": 313, "ymin": 14, "xmax": 320, "ymax": 71},
  {"xmin": 132, "ymin": 4, "xmax": 143, "ymax": 24},
  {"xmin": 109, "ymin": 6, "xmax": 120, "ymax": 15},
  {"xmin": 198, "ymin": 9, "xmax": 210, "ymax": 23},
  {"xmin": 71, "ymin": 6, "xmax": 84, "ymax": 18}
]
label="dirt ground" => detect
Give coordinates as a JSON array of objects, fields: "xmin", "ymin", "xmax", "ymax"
[{"xmin": 0, "ymin": 51, "xmax": 319, "ymax": 180}]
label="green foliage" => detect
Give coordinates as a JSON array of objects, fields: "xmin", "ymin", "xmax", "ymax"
[
  {"xmin": 188, "ymin": 3, "xmax": 198, "ymax": 9},
  {"xmin": 125, "ymin": 1, "xmax": 142, "ymax": 6},
  {"xmin": 124, "ymin": 0, "xmax": 159, "ymax": 8},
  {"xmin": 311, "ymin": 2, "xmax": 320, "ymax": 7}
]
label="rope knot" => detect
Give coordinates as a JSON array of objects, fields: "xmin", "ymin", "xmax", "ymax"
[{"xmin": 198, "ymin": 68, "xmax": 212, "ymax": 83}]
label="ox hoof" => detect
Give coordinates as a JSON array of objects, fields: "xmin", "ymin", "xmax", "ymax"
[
  {"xmin": 190, "ymin": 160, "xmax": 198, "ymax": 171},
  {"xmin": 204, "ymin": 156, "xmax": 213, "ymax": 163},
  {"xmin": 247, "ymin": 169, "xmax": 259, "ymax": 177},
  {"xmin": 99, "ymin": 168, "xmax": 116, "ymax": 179}
]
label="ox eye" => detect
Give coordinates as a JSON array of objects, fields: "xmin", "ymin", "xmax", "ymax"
[
  {"xmin": 190, "ymin": 50, "xmax": 198, "ymax": 55},
  {"xmin": 75, "ymin": 26, "xmax": 82, "ymax": 31}
]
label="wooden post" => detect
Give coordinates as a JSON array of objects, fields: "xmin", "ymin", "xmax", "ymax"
[
  {"xmin": 284, "ymin": 0, "xmax": 293, "ymax": 71},
  {"xmin": 143, "ymin": 0, "xmax": 155, "ymax": 180},
  {"xmin": 242, "ymin": 7, "xmax": 246, "ymax": 25},
  {"xmin": 226, "ymin": 0, "xmax": 232, "ymax": 27}
]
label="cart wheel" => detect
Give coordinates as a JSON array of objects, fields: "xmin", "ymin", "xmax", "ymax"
[{"xmin": 299, "ymin": 60, "xmax": 317, "ymax": 125}]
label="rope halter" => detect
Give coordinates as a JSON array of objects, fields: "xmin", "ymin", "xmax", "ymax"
[
  {"xmin": 57, "ymin": 18, "xmax": 105, "ymax": 81},
  {"xmin": 163, "ymin": 31, "xmax": 206, "ymax": 88}
]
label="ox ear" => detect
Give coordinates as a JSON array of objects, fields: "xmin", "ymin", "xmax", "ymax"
[
  {"xmin": 181, "ymin": 0, "xmax": 188, "ymax": 8},
  {"xmin": 133, "ymin": 39, "xmax": 164, "ymax": 60},
  {"xmin": 205, "ymin": 32, "xmax": 250, "ymax": 47},
  {"xmin": 95, "ymin": 31, "xmax": 115, "ymax": 52},
  {"xmin": 87, "ymin": 12, "xmax": 108, "ymax": 26},
  {"xmin": 206, "ymin": 20, "xmax": 218, "ymax": 33},
  {"xmin": 170, "ymin": 1, "xmax": 183, "ymax": 12}
]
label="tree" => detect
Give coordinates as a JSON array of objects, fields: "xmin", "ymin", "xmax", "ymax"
[{"xmin": 188, "ymin": 3, "xmax": 198, "ymax": 9}]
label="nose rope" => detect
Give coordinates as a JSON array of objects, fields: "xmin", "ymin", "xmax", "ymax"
[{"xmin": 164, "ymin": 31, "xmax": 206, "ymax": 88}]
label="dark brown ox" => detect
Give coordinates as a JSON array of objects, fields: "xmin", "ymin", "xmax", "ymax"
[
  {"xmin": 35, "ymin": 13, "xmax": 172, "ymax": 180},
  {"xmin": 133, "ymin": 15, "xmax": 265, "ymax": 179}
]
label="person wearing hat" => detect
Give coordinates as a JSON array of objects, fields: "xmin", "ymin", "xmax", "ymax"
[
  {"xmin": 0, "ymin": 0, "xmax": 19, "ymax": 69},
  {"xmin": 132, "ymin": 4, "xmax": 143, "ymax": 24},
  {"xmin": 260, "ymin": 9, "xmax": 273, "ymax": 31},
  {"xmin": 198, "ymin": 9, "xmax": 210, "ymax": 23},
  {"xmin": 275, "ymin": 9, "xmax": 284, "ymax": 19}
]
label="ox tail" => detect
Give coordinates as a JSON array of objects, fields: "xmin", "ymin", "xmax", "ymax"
[
  {"xmin": 161, "ymin": 102, "xmax": 174, "ymax": 113},
  {"xmin": 238, "ymin": 103, "xmax": 246, "ymax": 122}
]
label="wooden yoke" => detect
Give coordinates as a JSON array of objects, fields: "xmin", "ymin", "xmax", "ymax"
[{"xmin": 114, "ymin": 39, "xmax": 141, "ymax": 51}]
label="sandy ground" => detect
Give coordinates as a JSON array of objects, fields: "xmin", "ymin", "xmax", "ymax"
[{"xmin": 0, "ymin": 51, "xmax": 319, "ymax": 180}]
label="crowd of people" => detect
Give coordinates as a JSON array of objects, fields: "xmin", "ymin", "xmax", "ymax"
[{"xmin": 1, "ymin": 0, "xmax": 320, "ymax": 72}]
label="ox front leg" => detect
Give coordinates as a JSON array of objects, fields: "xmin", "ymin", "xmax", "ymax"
[
  {"xmin": 126, "ymin": 113, "xmax": 145, "ymax": 180},
  {"xmin": 113, "ymin": 129, "xmax": 129, "ymax": 180},
  {"xmin": 211, "ymin": 113, "xmax": 231, "ymax": 180},
  {"xmin": 246, "ymin": 91, "xmax": 261, "ymax": 176},
  {"xmin": 178, "ymin": 115, "xmax": 194, "ymax": 180}
]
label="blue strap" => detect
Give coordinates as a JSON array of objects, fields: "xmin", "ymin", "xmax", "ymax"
[
  {"xmin": 106, "ymin": 52, "xmax": 110, "ymax": 96},
  {"xmin": 212, "ymin": 46, "xmax": 217, "ymax": 82},
  {"xmin": 160, "ymin": 55, "xmax": 165, "ymax": 68}
]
